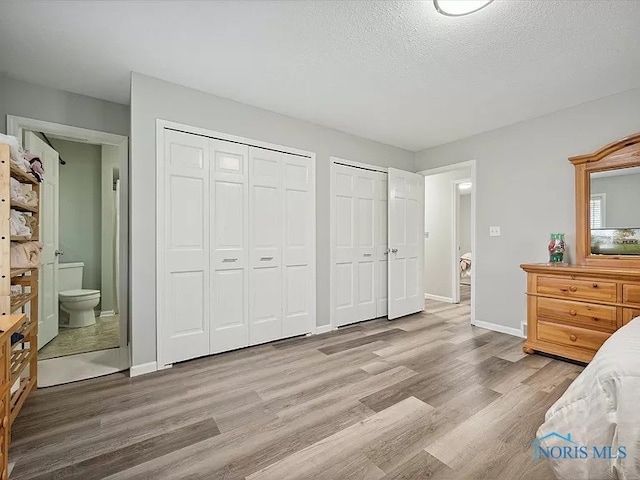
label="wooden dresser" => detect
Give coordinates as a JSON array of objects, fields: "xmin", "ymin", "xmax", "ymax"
[
  {"xmin": 522, "ymin": 132, "xmax": 640, "ymax": 363},
  {"xmin": 521, "ymin": 264, "xmax": 640, "ymax": 363}
]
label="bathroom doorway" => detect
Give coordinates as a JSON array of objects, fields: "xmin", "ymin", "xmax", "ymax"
[{"xmin": 8, "ymin": 116, "xmax": 129, "ymax": 386}]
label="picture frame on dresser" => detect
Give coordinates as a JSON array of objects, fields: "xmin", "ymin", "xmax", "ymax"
[{"xmin": 521, "ymin": 132, "xmax": 640, "ymax": 363}]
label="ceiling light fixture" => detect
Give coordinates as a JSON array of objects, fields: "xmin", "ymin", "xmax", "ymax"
[{"xmin": 434, "ymin": 0, "xmax": 493, "ymax": 16}]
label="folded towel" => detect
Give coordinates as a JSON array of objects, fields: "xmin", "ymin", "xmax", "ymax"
[
  {"xmin": 25, "ymin": 214, "xmax": 38, "ymax": 236},
  {"xmin": 0, "ymin": 134, "xmax": 22, "ymax": 163},
  {"xmin": 10, "ymin": 241, "xmax": 43, "ymax": 268},
  {"xmin": 10, "ymin": 210, "xmax": 31, "ymax": 238},
  {"xmin": 10, "ymin": 178, "xmax": 38, "ymax": 207}
]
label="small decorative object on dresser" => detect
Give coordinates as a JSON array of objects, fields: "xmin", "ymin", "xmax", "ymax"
[
  {"xmin": 548, "ymin": 233, "xmax": 566, "ymax": 264},
  {"xmin": 522, "ymin": 132, "xmax": 640, "ymax": 363}
]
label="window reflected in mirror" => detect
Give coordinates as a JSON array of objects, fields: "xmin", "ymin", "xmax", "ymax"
[{"xmin": 590, "ymin": 166, "xmax": 640, "ymax": 255}]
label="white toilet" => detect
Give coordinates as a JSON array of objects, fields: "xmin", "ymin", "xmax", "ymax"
[{"xmin": 58, "ymin": 262, "xmax": 100, "ymax": 328}]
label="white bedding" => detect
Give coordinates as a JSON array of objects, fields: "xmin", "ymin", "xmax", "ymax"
[{"xmin": 537, "ymin": 317, "xmax": 640, "ymax": 479}]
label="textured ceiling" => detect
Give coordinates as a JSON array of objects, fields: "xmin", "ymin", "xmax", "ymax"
[{"xmin": 1, "ymin": 0, "xmax": 639, "ymax": 151}]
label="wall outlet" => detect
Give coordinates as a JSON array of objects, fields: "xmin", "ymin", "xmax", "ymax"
[{"xmin": 489, "ymin": 226, "xmax": 501, "ymax": 237}]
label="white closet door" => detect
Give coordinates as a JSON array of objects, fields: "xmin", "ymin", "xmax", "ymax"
[
  {"xmin": 210, "ymin": 140, "xmax": 249, "ymax": 353},
  {"xmin": 249, "ymin": 147, "xmax": 283, "ymax": 345},
  {"xmin": 388, "ymin": 168, "xmax": 425, "ymax": 320},
  {"xmin": 356, "ymin": 170, "xmax": 377, "ymax": 321},
  {"xmin": 375, "ymin": 172, "xmax": 389, "ymax": 318},
  {"xmin": 282, "ymin": 153, "xmax": 314, "ymax": 337},
  {"xmin": 333, "ymin": 164, "xmax": 378, "ymax": 327},
  {"xmin": 162, "ymin": 130, "xmax": 210, "ymax": 364}
]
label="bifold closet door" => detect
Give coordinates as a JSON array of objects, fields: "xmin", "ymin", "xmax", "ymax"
[
  {"xmin": 249, "ymin": 148, "xmax": 283, "ymax": 345},
  {"xmin": 249, "ymin": 149, "xmax": 315, "ymax": 344},
  {"xmin": 375, "ymin": 173, "xmax": 389, "ymax": 317},
  {"xmin": 210, "ymin": 140, "xmax": 249, "ymax": 354},
  {"xmin": 162, "ymin": 130, "xmax": 211, "ymax": 364},
  {"xmin": 333, "ymin": 164, "xmax": 378, "ymax": 327}
]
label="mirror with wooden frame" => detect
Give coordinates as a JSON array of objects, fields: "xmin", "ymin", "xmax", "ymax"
[{"xmin": 570, "ymin": 132, "xmax": 640, "ymax": 268}]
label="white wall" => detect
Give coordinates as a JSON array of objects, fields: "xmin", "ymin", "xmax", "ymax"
[
  {"xmin": 415, "ymin": 87, "xmax": 640, "ymax": 331},
  {"xmin": 459, "ymin": 192, "xmax": 472, "ymax": 256},
  {"xmin": 0, "ymin": 73, "xmax": 129, "ymax": 136},
  {"xmin": 130, "ymin": 73, "xmax": 415, "ymax": 367},
  {"xmin": 591, "ymin": 172, "xmax": 640, "ymax": 228},
  {"xmin": 423, "ymin": 168, "xmax": 471, "ymax": 299},
  {"xmin": 51, "ymin": 139, "xmax": 102, "ymax": 294}
]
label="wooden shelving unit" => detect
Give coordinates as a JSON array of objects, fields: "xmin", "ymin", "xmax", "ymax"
[{"xmin": 0, "ymin": 142, "xmax": 40, "ymax": 434}]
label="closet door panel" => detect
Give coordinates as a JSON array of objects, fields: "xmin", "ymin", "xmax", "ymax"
[
  {"xmin": 163, "ymin": 130, "xmax": 210, "ymax": 364},
  {"xmin": 249, "ymin": 148, "xmax": 283, "ymax": 345},
  {"xmin": 282, "ymin": 154, "xmax": 314, "ymax": 337},
  {"xmin": 333, "ymin": 165, "xmax": 358, "ymax": 327},
  {"xmin": 210, "ymin": 140, "xmax": 249, "ymax": 353},
  {"xmin": 356, "ymin": 174, "xmax": 377, "ymax": 321}
]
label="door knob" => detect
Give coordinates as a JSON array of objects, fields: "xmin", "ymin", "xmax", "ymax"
[
  {"xmin": 391, "ymin": 248, "xmax": 398, "ymax": 254},
  {"xmin": 55, "ymin": 250, "xmax": 64, "ymax": 256}
]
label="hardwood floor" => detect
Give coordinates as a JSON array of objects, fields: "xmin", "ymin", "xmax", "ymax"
[{"xmin": 10, "ymin": 295, "xmax": 583, "ymax": 479}]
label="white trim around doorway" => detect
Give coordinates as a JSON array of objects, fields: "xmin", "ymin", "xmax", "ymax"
[
  {"xmin": 418, "ymin": 160, "xmax": 477, "ymax": 325},
  {"xmin": 6, "ymin": 115, "xmax": 130, "ymax": 382}
]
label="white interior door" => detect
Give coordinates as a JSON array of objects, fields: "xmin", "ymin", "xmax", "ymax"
[
  {"xmin": 24, "ymin": 132, "xmax": 59, "ymax": 350},
  {"xmin": 281, "ymin": 153, "xmax": 314, "ymax": 337},
  {"xmin": 333, "ymin": 164, "xmax": 379, "ymax": 327},
  {"xmin": 249, "ymin": 147, "xmax": 283, "ymax": 345},
  {"xmin": 162, "ymin": 130, "xmax": 210, "ymax": 364},
  {"xmin": 210, "ymin": 140, "xmax": 249, "ymax": 353},
  {"xmin": 388, "ymin": 168, "xmax": 425, "ymax": 320}
]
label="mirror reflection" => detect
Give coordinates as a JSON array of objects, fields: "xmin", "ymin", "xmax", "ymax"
[{"xmin": 590, "ymin": 166, "xmax": 640, "ymax": 255}]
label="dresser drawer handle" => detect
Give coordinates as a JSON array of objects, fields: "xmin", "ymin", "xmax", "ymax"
[
  {"xmin": 592, "ymin": 283, "xmax": 598, "ymax": 288},
  {"xmin": 569, "ymin": 334, "xmax": 577, "ymax": 342},
  {"xmin": 569, "ymin": 310, "xmax": 577, "ymax": 316},
  {"xmin": 569, "ymin": 286, "xmax": 578, "ymax": 293}
]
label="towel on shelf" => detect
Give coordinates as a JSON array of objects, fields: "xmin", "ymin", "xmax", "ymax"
[
  {"xmin": 10, "ymin": 210, "xmax": 32, "ymax": 238},
  {"xmin": 25, "ymin": 214, "xmax": 38, "ymax": 237},
  {"xmin": 10, "ymin": 241, "xmax": 43, "ymax": 268},
  {"xmin": 10, "ymin": 178, "xmax": 38, "ymax": 207},
  {"xmin": 0, "ymin": 133, "xmax": 22, "ymax": 163}
]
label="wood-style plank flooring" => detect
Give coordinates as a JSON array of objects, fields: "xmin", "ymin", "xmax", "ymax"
[{"xmin": 10, "ymin": 286, "xmax": 583, "ymax": 479}]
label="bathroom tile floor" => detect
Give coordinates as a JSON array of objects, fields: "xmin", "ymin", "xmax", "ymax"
[{"xmin": 38, "ymin": 314, "xmax": 120, "ymax": 360}]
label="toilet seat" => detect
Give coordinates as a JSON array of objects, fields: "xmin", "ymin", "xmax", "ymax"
[{"xmin": 59, "ymin": 289, "xmax": 100, "ymax": 301}]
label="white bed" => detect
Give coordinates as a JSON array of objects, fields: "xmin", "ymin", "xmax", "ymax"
[{"xmin": 537, "ymin": 317, "xmax": 640, "ymax": 480}]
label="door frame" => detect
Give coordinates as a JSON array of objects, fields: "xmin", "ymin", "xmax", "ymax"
[
  {"xmin": 155, "ymin": 119, "xmax": 316, "ymax": 369},
  {"xmin": 7, "ymin": 115, "xmax": 130, "ymax": 380},
  {"xmin": 328, "ymin": 157, "xmax": 388, "ymax": 332},
  {"xmin": 418, "ymin": 160, "xmax": 477, "ymax": 325}
]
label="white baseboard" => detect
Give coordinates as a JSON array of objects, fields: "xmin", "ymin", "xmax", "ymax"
[
  {"xmin": 99, "ymin": 310, "xmax": 116, "ymax": 318},
  {"xmin": 315, "ymin": 325, "xmax": 335, "ymax": 335},
  {"xmin": 424, "ymin": 293, "xmax": 455, "ymax": 303},
  {"xmin": 129, "ymin": 361, "xmax": 158, "ymax": 377},
  {"xmin": 471, "ymin": 319, "xmax": 525, "ymax": 338}
]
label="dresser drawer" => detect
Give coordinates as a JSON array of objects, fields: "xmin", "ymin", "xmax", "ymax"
[
  {"xmin": 623, "ymin": 308, "xmax": 640, "ymax": 326},
  {"xmin": 622, "ymin": 284, "xmax": 640, "ymax": 305},
  {"xmin": 536, "ymin": 276, "xmax": 617, "ymax": 302},
  {"xmin": 537, "ymin": 321, "xmax": 610, "ymax": 352},
  {"xmin": 537, "ymin": 297, "xmax": 617, "ymax": 332}
]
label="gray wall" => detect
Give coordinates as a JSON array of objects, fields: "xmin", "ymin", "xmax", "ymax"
[
  {"xmin": 51, "ymin": 139, "xmax": 102, "ymax": 294},
  {"xmin": 130, "ymin": 73, "xmax": 415, "ymax": 367},
  {"xmin": 415, "ymin": 87, "xmax": 640, "ymax": 332},
  {"xmin": 459, "ymin": 193, "xmax": 472, "ymax": 257},
  {"xmin": 591, "ymin": 172, "xmax": 640, "ymax": 228},
  {"xmin": 0, "ymin": 74, "xmax": 129, "ymax": 136},
  {"xmin": 424, "ymin": 168, "xmax": 471, "ymax": 299}
]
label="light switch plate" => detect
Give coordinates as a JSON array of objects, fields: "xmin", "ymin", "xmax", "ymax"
[{"xmin": 489, "ymin": 226, "xmax": 501, "ymax": 237}]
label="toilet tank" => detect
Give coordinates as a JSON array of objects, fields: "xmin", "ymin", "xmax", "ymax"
[{"xmin": 58, "ymin": 262, "xmax": 84, "ymax": 292}]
